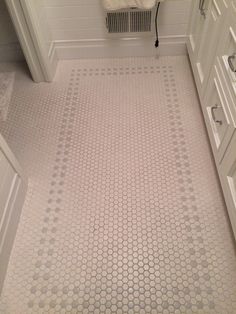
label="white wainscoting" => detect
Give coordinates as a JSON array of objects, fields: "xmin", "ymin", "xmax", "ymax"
[
  {"xmin": 0, "ymin": 0, "xmax": 24, "ymax": 61},
  {"xmin": 42, "ymin": 0, "xmax": 191, "ymax": 59},
  {"xmin": 0, "ymin": 43, "xmax": 24, "ymax": 62},
  {"xmin": 0, "ymin": 0, "xmax": 191, "ymax": 62}
]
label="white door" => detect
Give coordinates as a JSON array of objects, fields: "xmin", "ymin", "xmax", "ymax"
[{"xmin": 5, "ymin": 0, "xmax": 58, "ymax": 82}]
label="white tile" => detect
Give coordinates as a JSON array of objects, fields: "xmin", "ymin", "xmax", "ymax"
[{"xmin": 0, "ymin": 56, "xmax": 236, "ymax": 314}]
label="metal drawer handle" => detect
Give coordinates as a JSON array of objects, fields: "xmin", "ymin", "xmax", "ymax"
[
  {"xmin": 228, "ymin": 53, "xmax": 236, "ymax": 73},
  {"xmin": 211, "ymin": 104, "xmax": 222, "ymax": 125}
]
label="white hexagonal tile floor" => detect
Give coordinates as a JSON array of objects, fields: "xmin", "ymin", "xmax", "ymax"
[{"xmin": 0, "ymin": 56, "xmax": 236, "ymax": 314}]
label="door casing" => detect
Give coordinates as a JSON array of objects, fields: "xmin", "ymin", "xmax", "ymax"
[{"xmin": 5, "ymin": 0, "xmax": 56, "ymax": 82}]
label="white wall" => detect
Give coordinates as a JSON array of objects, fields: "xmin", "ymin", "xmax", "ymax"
[
  {"xmin": 0, "ymin": 0, "xmax": 191, "ymax": 62},
  {"xmin": 42, "ymin": 0, "xmax": 192, "ymax": 58},
  {"xmin": 0, "ymin": 0, "xmax": 23, "ymax": 61}
]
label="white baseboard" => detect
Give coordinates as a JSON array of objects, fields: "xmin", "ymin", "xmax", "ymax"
[
  {"xmin": 54, "ymin": 36, "xmax": 187, "ymax": 60},
  {"xmin": 0, "ymin": 43, "xmax": 24, "ymax": 62},
  {"xmin": 0, "ymin": 36, "xmax": 187, "ymax": 63},
  {"xmin": 48, "ymin": 41, "xmax": 59, "ymax": 77}
]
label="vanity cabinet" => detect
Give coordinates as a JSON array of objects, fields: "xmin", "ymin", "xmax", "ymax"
[
  {"xmin": 188, "ymin": 0, "xmax": 236, "ymax": 238},
  {"xmin": 219, "ymin": 133, "xmax": 236, "ymax": 235},
  {"xmin": 187, "ymin": 0, "xmax": 228, "ymax": 99},
  {"xmin": 187, "ymin": 0, "xmax": 210, "ymax": 58},
  {"xmin": 202, "ymin": 64, "xmax": 235, "ymax": 162}
]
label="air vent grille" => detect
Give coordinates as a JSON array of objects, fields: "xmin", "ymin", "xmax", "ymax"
[
  {"xmin": 106, "ymin": 12, "xmax": 129, "ymax": 33},
  {"xmin": 130, "ymin": 10, "xmax": 152, "ymax": 32},
  {"xmin": 106, "ymin": 10, "xmax": 152, "ymax": 33}
]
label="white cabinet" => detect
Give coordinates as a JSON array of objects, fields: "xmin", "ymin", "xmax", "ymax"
[
  {"xmin": 216, "ymin": 3, "xmax": 236, "ymax": 120},
  {"xmin": 0, "ymin": 134, "xmax": 27, "ymax": 293},
  {"xmin": 188, "ymin": 0, "xmax": 236, "ymax": 237},
  {"xmin": 202, "ymin": 65, "xmax": 235, "ymax": 162},
  {"xmin": 196, "ymin": 0, "xmax": 228, "ymax": 95},
  {"xmin": 187, "ymin": 0, "xmax": 210, "ymax": 58},
  {"xmin": 187, "ymin": 0, "xmax": 228, "ymax": 99},
  {"xmin": 219, "ymin": 134, "xmax": 236, "ymax": 238}
]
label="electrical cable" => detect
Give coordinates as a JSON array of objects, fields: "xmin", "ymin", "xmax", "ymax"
[{"xmin": 155, "ymin": 2, "xmax": 161, "ymax": 48}]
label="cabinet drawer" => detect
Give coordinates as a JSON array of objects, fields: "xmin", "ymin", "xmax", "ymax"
[
  {"xmin": 202, "ymin": 65, "xmax": 235, "ymax": 161},
  {"xmin": 216, "ymin": 6, "xmax": 236, "ymax": 121},
  {"xmin": 219, "ymin": 134, "xmax": 236, "ymax": 238}
]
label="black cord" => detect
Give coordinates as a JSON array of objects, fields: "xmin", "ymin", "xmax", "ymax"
[{"xmin": 155, "ymin": 2, "xmax": 161, "ymax": 48}]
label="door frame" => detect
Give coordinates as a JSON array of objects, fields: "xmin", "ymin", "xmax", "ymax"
[
  {"xmin": 5, "ymin": 0, "xmax": 54, "ymax": 82},
  {"xmin": 0, "ymin": 132, "xmax": 27, "ymax": 293}
]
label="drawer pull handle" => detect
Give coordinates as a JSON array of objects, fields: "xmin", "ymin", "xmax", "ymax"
[
  {"xmin": 228, "ymin": 53, "xmax": 236, "ymax": 73},
  {"xmin": 211, "ymin": 104, "xmax": 222, "ymax": 125}
]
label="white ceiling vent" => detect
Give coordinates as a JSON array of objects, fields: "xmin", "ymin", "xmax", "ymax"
[{"xmin": 106, "ymin": 10, "xmax": 153, "ymax": 33}]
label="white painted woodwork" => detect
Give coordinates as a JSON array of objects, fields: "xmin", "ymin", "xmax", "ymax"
[
  {"xmin": 20, "ymin": 0, "xmax": 58, "ymax": 81},
  {"xmin": 202, "ymin": 65, "xmax": 235, "ymax": 162},
  {"xmin": 219, "ymin": 133, "xmax": 236, "ymax": 239},
  {"xmin": 0, "ymin": 133, "xmax": 27, "ymax": 293},
  {"xmin": 5, "ymin": 0, "xmax": 58, "ymax": 82},
  {"xmin": 5, "ymin": 0, "xmax": 47, "ymax": 82},
  {"xmin": 215, "ymin": 4, "xmax": 236, "ymax": 122},
  {"xmin": 3, "ymin": 0, "xmax": 192, "ymax": 73},
  {"xmin": 42, "ymin": 0, "xmax": 191, "ymax": 58},
  {"xmin": 0, "ymin": 0, "xmax": 23, "ymax": 61},
  {"xmin": 195, "ymin": 0, "xmax": 228, "ymax": 95},
  {"xmin": 187, "ymin": 0, "xmax": 236, "ymax": 238},
  {"xmin": 187, "ymin": 0, "xmax": 210, "ymax": 58},
  {"xmin": 43, "ymin": 0, "xmax": 191, "ymax": 39},
  {"xmin": 187, "ymin": 0, "xmax": 228, "ymax": 99}
]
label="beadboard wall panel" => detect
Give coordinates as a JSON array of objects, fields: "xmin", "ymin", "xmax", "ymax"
[
  {"xmin": 42, "ymin": 0, "xmax": 192, "ymax": 58},
  {"xmin": 0, "ymin": 0, "xmax": 24, "ymax": 61},
  {"xmin": 0, "ymin": 0, "xmax": 192, "ymax": 61}
]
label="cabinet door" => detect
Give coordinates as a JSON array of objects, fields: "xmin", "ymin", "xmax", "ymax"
[
  {"xmin": 195, "ymin": 0, "xmax": 228, "ymax": 95},
  {"xmin": 219, "ymin": 134, "xmax": 236, "ymax": 238},
  {"xmin": 187, "ymin": 0, "xmax": 209, "ymax": 58},
  {"xmin": 202, "ymin": 65, "xmax": 235, "ymax": 162},
  {"xmin": 215, "ymin": 4, "xmax": 236, "ymax": 123},
  {"xmin": 188, "ymin": 0, "xmax": 228, "ymax": 99}
]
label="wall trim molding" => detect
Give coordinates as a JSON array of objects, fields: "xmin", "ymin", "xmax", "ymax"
[
  {"xmin": 20, "ymin": 0, "xmax": 57, "ymax": 82},
  {"xmin": 0, "ymin": 176, "xmax": 27, "ymax": 293},
  {"xmin": 48, "ymin": 41, "xmax": 58, "ymax": 73},
  {"xmin": 54, "ymin": 35, "xmax": 187, "ymax": 59},
  {"xmin": 5, "ymin": 0, "xmax": 47, "ymax": 82},
  {"xmin": 0, "ymin": 42, "xmax": 24, "ymax": 62},
  {"xmin": 0, "ymin": 36, "xmax": 187, "ymax": 63},
  {"xmin": 0, "ymin": 133, "xmax": 27, "ymax": 293}
]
